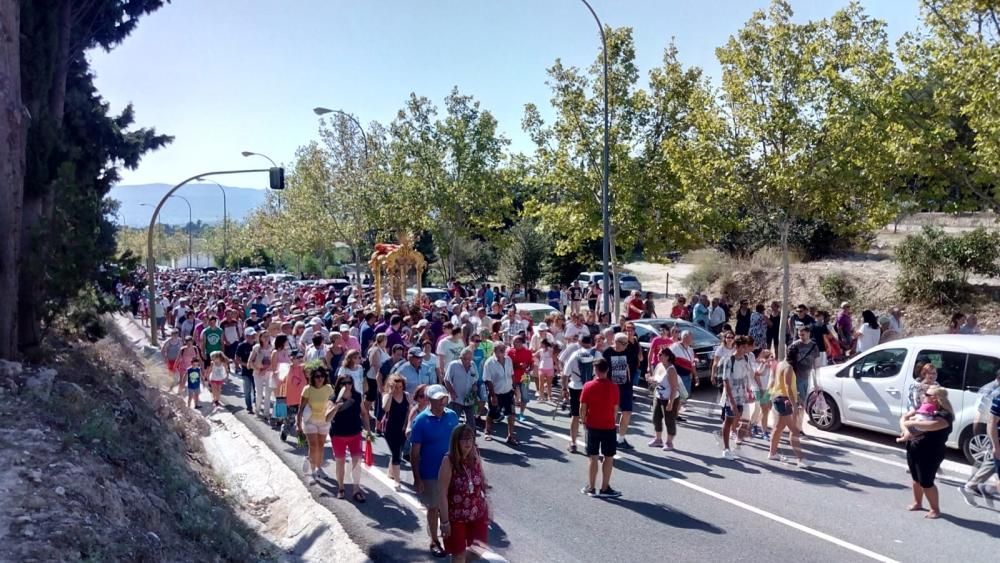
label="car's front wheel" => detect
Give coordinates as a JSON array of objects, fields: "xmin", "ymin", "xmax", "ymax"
[
  {"xmin": 961, "ymin": 427, "xmax": 993, "ymax": 465},
  {"xmin": 808, "ymin": 392, "xmax": 841, "ymax": 431}
]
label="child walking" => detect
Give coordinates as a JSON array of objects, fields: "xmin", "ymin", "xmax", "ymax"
[{"xmin": 208, "ymin": 351, "xmax": 229, "ymax": 407}]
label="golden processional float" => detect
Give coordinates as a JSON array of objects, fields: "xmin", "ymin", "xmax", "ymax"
[{"xmin": 369, "ymin": 234, "xmax": 426, "ymax": 316}]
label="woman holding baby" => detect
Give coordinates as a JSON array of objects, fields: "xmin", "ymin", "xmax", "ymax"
[{"xmin": 901, "ymin": 384, "xmax": 954, "ymax": 519}]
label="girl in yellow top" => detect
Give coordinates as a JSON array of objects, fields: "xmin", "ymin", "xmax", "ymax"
[
  {"xmin": 297, "ymin": 367, "xmax": 334, "ymax": 479},
  {"xmin": 767, "ymin": 346, "xmax": 812, "ymax": 468}
]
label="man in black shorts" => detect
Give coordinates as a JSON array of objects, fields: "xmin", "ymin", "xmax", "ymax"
[
  {"xmin": 483, "ymin": 341, "xmax": 518, "ymax": 444},
  {"xmin": 603, "ymin": 333, "xmax": 634, "ymax": 449},
  {"xmin": 580, "ymin": 358, "xmax": 621, "ymax": 497}
]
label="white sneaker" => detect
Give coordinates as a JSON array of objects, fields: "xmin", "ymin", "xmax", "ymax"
[
  {"xmin": 315, "ymin": 467, "xmax": 329, "ymax": 480},
  {"xmin": 722, "ymin": 449, "xmax": 735, "ymax": 460},
  {"xmin": 302, "ymin": 458, "xmax": 311, "ymax": 474},
  {"xmin": 957, "ymin": 486, "xmax": 979, "ymax": 507},
  {"xmin": 797, "ymin": 458, "xmax": 814, "ymax": 469},
  {"xmin": 768, "ymin": 454, "xmax": 786, "ymax": 462}
]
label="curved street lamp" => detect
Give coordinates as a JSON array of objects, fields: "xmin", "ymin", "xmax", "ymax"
[
  {"xmin": 141, "ymin": 198, "xmax": 192, "ymax": 268},
  {"xmin": 240, "ymin": 150, "xmax": 277, "ymax": 167},
  {"xmin": 579, "ymin": 0, "xmax": 612, "ymax": 318},
  {"xmin": 313, "ymin": 107, "xmax": 370, "ymax": 160},
  {"xmin": 196, "ymin": 177, "xmax": 229, "ymax": 267}
]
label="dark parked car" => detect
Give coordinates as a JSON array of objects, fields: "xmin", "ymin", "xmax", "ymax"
[{"xmin": 623, "ymin": 318, "xmax": 719, "ymax": 382}]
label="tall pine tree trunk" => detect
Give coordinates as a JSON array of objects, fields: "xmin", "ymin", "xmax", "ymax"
[
  {"xmin": 17, "ymin": 0, "xmax": 71, "ymax": 348},
  {"xmin": 0, "ymin": 0, "xmax": 24, "ymax": 359}
]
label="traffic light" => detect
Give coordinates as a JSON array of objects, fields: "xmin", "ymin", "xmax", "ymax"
[{"xmin": 269, "ymin": 167, "xmax": 285, "ymax": 190}]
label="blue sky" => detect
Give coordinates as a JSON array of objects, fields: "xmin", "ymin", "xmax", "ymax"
[{"xmin": 90, "ymin": 0, "xmax": 922, "ymax": 187}]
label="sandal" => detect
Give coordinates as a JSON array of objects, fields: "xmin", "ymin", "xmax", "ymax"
[
  {"xmin": 353, "ymin": 490, "xmax": 366, "ymax": 503},
  {"xmin": 430, "ymin": 542, "xmax": 446, "ymax": 558},
  {"xmin": 906, "ymin": 503, "xmax": 923, "ymax": 511},
  {"xmin": 484, "ymin": 435, "xmax": 493, "ymax": 442},
  {"xmin": 505, "ymin": 437, "xmax": 520, "ymax": 446},
  {"xmin": 568, "ymin": 444, "xmax": 577, "ymax": 454},
  {"xmin": 337, "ymin": 488, "xmax": 346, "ymax": 500}
]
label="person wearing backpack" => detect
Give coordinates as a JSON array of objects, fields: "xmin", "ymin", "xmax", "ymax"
[
  {"xmin": 716, "ymin": 336, "xmax": 755, "ymax": 460},
  {"xmin": 563, "ymin": 334, "xmax": 597, "ymax": 454}
]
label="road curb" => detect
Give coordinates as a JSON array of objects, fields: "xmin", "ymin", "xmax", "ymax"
[{"xmin": 113, "ymin": 315, "xmax": 369, "ymax": 563}]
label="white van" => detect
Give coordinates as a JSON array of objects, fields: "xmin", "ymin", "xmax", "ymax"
[{"xmin": 810, "ymin": 334, "xmax": 1000, "ymax": 464}]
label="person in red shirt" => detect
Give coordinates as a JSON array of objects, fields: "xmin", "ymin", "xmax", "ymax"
[
  {"xmin": 670, "ymin": 295, "xmax": 688, "ymax": 320},
  {"xmin": 580, "ymin": 358, "xmax": 622, "ymax": 497},
  {"xmin": 507, "ymin": 335, "xmax": 534, "ymax": 423},
  {"xmin": 623, "ymin": 291, "xmax": 643, "ymax": 321}
]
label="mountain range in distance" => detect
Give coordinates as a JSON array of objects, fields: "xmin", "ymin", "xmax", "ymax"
[{"xmin": 109, "ymin": 183, "xmax": 268, "ymax": 227}]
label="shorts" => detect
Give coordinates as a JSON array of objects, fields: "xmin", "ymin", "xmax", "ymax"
[
  {"xmin": 772, "ymin": 396, "xmax": 794, "ymax": 417},
  {"xmin": 419, "ymin": 479, "xmax": 441, "ymax": 510},
  {"xmin": 493, "ymin": 391, "xmax": 515, "ymax": 418},
  {"xmin": 514, "ymin": 382, "xmax": 530, "ymax": 406},
  {"xmin": 209, "ymin": 380, "xmax": 224, "ymax": 391},
  {"xmin": 303, "ymin": 419, "xmax": 326, "ymax": 435},
  {"xmin": 224, "ymin": 342, "xmax": 238, "ymax": 360},
  {"xmin": 187, "ymin": 385, "xmax": 200, "ymax": 394},
  {"xmin": 364, "ymin": 377, "xmax": 378, "ymax": 403},
  {"xmin": 330, "ymin": 433, "xmax": 363, "ymax": 459},
  {"xmin": 569, "ymin": 388, "xmax": 582, "ymax": 417},
  {"xmin": 166, "ymin": 359, "xmax": 177, "ymax": 372},
  {"xmin": 585, "ymin": 427, "xmax": 617, "ymax": 457},
  {"xmin": 444, "ymin": 518, "xmax": 489, "ymax": 556},
  {"xmin": 754, "ymin": 389, "xmax": 771, "ymax": 405},
  {"xmin": 679, "ymin": 374, "xmax": 692, "ymax": 395},
  {"xmin": 156, "ymin": 317, "xmax": 166, "ymax": 328},
  {"xmin": 720, "ymin": 403, "xmax": 744, "ymax": 419},
  {"xmin": 539, "ymin": 368, "xmax": 554, "ymax": 378},
  {"xmin": 617, "ymin": 382, "xmax": 633, "ymax": 412},
  {"xmin": 796, "ymin": 379, "xmax": 809, "ymax": 406}
]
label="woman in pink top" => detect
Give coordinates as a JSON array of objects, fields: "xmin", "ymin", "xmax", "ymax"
[{"xmin": 647, "ymin": 324, "xmax": 676, "ymax": 379}]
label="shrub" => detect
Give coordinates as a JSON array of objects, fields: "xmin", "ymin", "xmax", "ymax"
[
  {"xmin": 896, "ymin": 226, "xmax": 1000, "ymax": 305},
  {"xmin": 819, "ymin": 272, "xmax": 857, "ymax": 307},
  {"xmin": 716, "ymin": 218, "xmax": 875, "ymax": 261},
  {"xmin": 684, "ymin": 250, "xmax": 727, "ymax": 292}
]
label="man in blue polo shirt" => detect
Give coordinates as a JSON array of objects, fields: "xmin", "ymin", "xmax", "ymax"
[{"xmin": 410, "ymin": 384, "xmax": 459, "ymax": 558}]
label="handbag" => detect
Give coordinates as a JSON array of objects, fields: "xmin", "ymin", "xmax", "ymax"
[{"xmin": 364, "ymin": 438, "xmax": 375, "ymax": 467}]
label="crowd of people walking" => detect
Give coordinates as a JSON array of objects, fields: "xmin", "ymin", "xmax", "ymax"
[{"xmin": 115, "ymin": 268, "xmax": 1000, "ymax": 558}]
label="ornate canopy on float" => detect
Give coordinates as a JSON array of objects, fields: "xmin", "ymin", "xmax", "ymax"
[{"xmin": 368, "ymin": 234, "xmax": 426, "ymax": 316}]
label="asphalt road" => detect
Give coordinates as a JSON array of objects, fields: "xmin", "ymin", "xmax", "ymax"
[{"xmin": 213, "ymin": 378, "xmax": 1000, "ymax": 563}]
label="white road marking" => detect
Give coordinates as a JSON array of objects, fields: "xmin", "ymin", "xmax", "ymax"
[
  {"xmin": 518, "ymin": 418, "xmax": 900, "ymax": 563},
  {"xmin": 681, "ymin": 398, "xmax": 970, "ymax": 477},
  {"xmin": 362, "ymin": 464, "xmax": 508, "ymax": 563}
]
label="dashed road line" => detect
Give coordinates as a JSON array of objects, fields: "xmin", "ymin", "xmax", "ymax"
[{"xmin": 518, "ymin": 418, "xmax": 900, "ymax": 563}]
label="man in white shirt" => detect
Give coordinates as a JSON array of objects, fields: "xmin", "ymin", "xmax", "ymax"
[
  {"xmin": 483, "ymin": 341, "xmax": 517, "ymax": 443},
  {"xmin": 708, "ymin": 297, "xmax": 727, "ymax": 334},
  {"xmin": 437, "ymin": 327, "xmax": 465, "ymax": 376},
  {"xmin": 500, "ymin": 309, "xmax": 525, "ymax": 344},
  {"xmin": 564, "ymin": 314, "xmax": 588, "ymax": 342},
  {"xmin": 563, "ymin": 334, "xmax": 596, "ymax": 454}
]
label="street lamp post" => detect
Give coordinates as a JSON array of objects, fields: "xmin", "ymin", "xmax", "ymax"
[
  {"xmin": 142, "ymin": 197, "xmax": 191, "ymax": 267},
  {"xmin": 312, "ymin": 107, "xmax": 371, "ymax": 282},
  {"xmin": 312, "ymin": 107, "xmax": 370, "ymax": 160},
  {"xmin": 172, "ymin": 194, "xmax": 194, "ymax": 268},
  {"xmin": 242, "ymin": 151, "xmax": 281, "ymax": 208},
  {"xmin": 580, "ymin": 0, "xmax": 612, "ymax": 318},
  {"xmin": 197, "ymin": 178, "xmax": 228, "ymax": 267},
  {"xmin": 145, "ymin": 168, "xmax": 272, "ymax": 346}
]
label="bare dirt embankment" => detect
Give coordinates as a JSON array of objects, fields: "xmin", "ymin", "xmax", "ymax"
[{"xmin": 0, "ymin": 323, "xmax": 280, "ymax": 562}]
